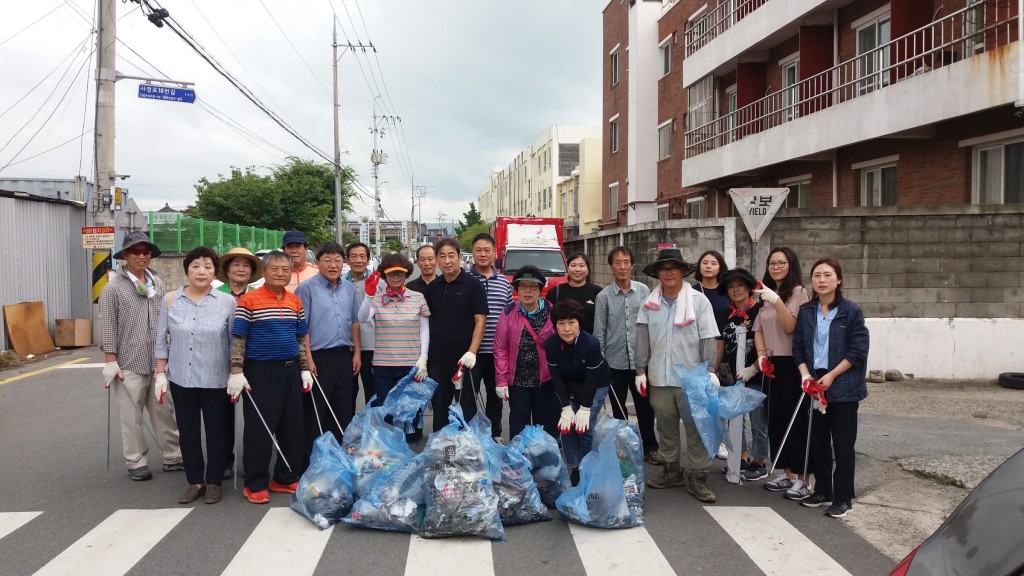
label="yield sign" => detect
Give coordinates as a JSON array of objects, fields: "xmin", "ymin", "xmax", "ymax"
[{"xmin": 728, "ymin": 188, "xmax": 789, "ymax": 243}]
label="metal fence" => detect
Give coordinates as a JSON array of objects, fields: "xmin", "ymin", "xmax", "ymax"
[{"xmin": 148, "ymin": 212, "xmax": 285, "ymax": 255}]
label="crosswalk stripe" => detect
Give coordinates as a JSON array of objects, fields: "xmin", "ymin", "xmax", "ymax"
[
  {"xmin": 405, "ymin": 535, "xmax": 495, "ymax": 576},
  {"xmin": 0, "ymin": 511, "xmax": 42, "ymax": 541},
  {"xmin": 32, "ymin": 509, "xmax": 191, "ymax": 576},
  {"xmin": 706, "ymin": 507, "xmax": 852, "ymax": 576},
  {"xmin": 221, "ymin": 507, "xmax": 332, "ymax": 576},
  {"xmin": 568, "ymin": 523, "xmax": 675, "ymax": 576}
]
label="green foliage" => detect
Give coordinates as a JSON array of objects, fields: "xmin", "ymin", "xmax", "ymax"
[
  {"xmin": 186, "ymin": 157, "xmax": 356, "ymax": 246},
  {"xmin": 454, "ymin": 202, "xmax": 483, "ymax": 238},
  {"xmin": 458, "ymin": 221, "xmax": 491, "ymax": 253},
  {"xmin": 384, "ymin": 239, "xmax": 405, "ymax": 253}
]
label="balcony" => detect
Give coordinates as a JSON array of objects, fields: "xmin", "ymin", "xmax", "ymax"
[
  {"xmin": 681, "ymin": 1, "xmax": 1020, "ymax": 187},
  {"xmin": 684, "ymin": 0, "xmax": 770, "ymax": 57}
]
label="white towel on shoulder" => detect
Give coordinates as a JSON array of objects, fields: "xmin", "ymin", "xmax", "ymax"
[{"xmin": 643, "ymin": 284, "xmax": 696, "ymax": 327}]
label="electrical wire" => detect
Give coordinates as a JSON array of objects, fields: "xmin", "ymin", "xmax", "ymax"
[
  {"xmin": 255, "ymin": 0, "xmax": 331, "ymax": 97},
  {"xmin": 3, "ymin": 129, "xmax": 94, "ymax": 168},
  {"xmin": 0, "ymin": 1, "xmax": 67, "ymax": 47},
  {"xmin": 0, "ymin": 32, "xmax": 91, "ymax": 121}
]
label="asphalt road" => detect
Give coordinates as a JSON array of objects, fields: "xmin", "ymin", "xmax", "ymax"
[{"xmin": 0, "ymin": 348, "xmax": 896, "ymax": 576}]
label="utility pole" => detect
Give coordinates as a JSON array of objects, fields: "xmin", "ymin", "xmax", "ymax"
[
  {"xmin": 370, "ymin": 107, "xmax": 393, "ymax": 259},
  {"xmin": 332, "ymin": 21, "xmax": 343, "ymax": 244},
  {"xmin": 90, "ymin": 0, "xmax": 117, "ymax": 343}
]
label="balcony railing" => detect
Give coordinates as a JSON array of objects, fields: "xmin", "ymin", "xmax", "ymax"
[
  {"xmin": 685, "ymin": 1, "xmax": 1019, "ymax": 158},
  {"xmin": 684, "ymin": 0, "xmax": 771, "ymax": 57}
]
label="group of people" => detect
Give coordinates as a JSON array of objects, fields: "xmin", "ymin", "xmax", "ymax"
[{"xmin": 99, "ymin": 229, "xmax": 868, "ymax": 519}]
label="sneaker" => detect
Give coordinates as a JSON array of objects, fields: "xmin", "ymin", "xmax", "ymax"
[
  {"xmin": 763, "ymin": 474, "xmax": 793, "ymax": 492},
  {"xmin": 269, "ymin": 480, "xmax": 298, "ymax": 494},
  {"xmin": 783, "ymin": 479, "xmax": 813, "ymax": 501},
  {"xmin": 128, "ymin": 466, "xmax": 153, "ymax": 481},
  {"xmin": 162, "ymin": 462, "xmax": 185, "ymax": 472},
  {"xmin": 825, "ymin": 501, "xmax": 851, "ymax": 518},
  {"xmin": 243, "ymin": 488, "xmax": 270, "ymax": 504},
  {"xmin": 802, "ymin": 493, "xmax": 833, "ymax": 508},
  {"xmin": 741, "ymin": 463, "xmax": 768, "ymax": 482},
  {"xmin": 716, "ymin": 443, "xmax": 728, "ymax": 460}
]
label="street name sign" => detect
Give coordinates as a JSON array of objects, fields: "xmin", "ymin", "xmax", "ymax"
[
  {"xmin": 138, "ymin": 85, "xmax": 196, "ymax": 103},
  {"xmin": 82, "ymin": 226, "xmax": 116, "ymax": 249},
  {"xmin": 728, "ymin": 188, "xmax": 789, "ymax": 243}
]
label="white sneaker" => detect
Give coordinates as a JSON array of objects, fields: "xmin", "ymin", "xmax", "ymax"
[
  {"xmin": 716, "ymin": 443, "xmax": 728, "ymax": 460},
  {"xmin": 783, "ymin": 479, "xmax": 813, "ymax": 501},
  {"xmin": 764, "ymin": 474, "xmax": 793, "ymax": 492}
]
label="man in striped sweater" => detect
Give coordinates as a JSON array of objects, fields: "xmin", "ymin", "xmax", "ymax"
[{"xmin": 467, "ymin": 233, "xmax": 513, "ymax": 443}]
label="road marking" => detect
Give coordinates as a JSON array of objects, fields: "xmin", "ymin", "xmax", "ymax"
[
  {"xmin": 0, "ymin": 511, "xmax": 42, "ymax": 541},
  {"xmin": 568, "ymin": 523, "xmax": 675, "ymax": 576},
  {"xmin": 405, "ymin": 535, "xmax": 495, "ymax": 576},
  {"xmin": 33, "ymin": 508, "xmax": 191, "ymax": 576},
  {"xmin": 0, "ymin": 357, "xmax": 87, "ymax": 386},
  {"xmin": 57, "ymin": 363, "xmax": 105, "ymax": 369},
  {"xmin": 221, "ymin": 508, "xmax": 332, "ymax": 576},
  {"xmin": 706, "ymin": 506, "xmax": 852, "ymax": 575}
]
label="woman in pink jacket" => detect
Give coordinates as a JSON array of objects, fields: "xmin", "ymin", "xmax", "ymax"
[{"xmin": 494, "ymin": 265, "xmax": 558, "ymax": 441}]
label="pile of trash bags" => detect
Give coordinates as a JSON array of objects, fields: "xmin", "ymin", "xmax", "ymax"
[
  {"xmin": 381, "ymin": 369, "xmax": 438, "ymax": 434},
  {"xmin": 591, "ymin": 414, "xmax": 646, "ymax": 521},
  {"xmin": 290, "ymin": 433, "xmax": 357, "ymax": 530},
  {"xmin": 678, "ymin": 363, "xmax": 767, "ymax": 463},
  {"xmin": 470, "ymin": 414, "xmax": 550, "ymax": 526},
  {"xmin": 343, "ymin": 453, "xmax": 429, "ymax": 533},
  {"xmin": 507, "ymin": 424, "xmax": 572, "ymax": 508},
  {"xmin": 346, "ymin": 407, "xmax": 416, "ymax": 497}
]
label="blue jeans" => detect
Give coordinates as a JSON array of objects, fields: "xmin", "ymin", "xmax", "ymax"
[
  {"xmin": 371, "ymin": 365, "xmax": 412, "ymax": 408},
  {"xmin": 561, "ymin": 386, "xmax": 609, "ymax": 469},
  {"xmin": 748, "ymin": 382, "xmax": 769, "ymax": 460}
]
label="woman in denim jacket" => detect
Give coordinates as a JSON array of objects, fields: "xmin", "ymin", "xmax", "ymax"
[{"xmin": 792, "ymin": 258, "xmax": 869, "ymax": 519}]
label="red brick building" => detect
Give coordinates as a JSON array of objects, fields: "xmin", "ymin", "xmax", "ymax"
[{"xmin": 604, "ymin": 0, "xmax": 1023, "ymax": 223}]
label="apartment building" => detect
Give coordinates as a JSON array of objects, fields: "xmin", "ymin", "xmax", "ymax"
[
  {"xmin": 556, "ymin": 137, "xmax": 604, "ymax": 235},
  {"xmin": 605, "ymin": 0, "xmax": 1022, "ymax": 222},
  {"xmin": 478, "ymin": 125, "xmax": 601, "ymax": 224}
]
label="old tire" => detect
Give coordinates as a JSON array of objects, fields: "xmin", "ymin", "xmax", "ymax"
[{"xmin": 997, "ymin": 372, "xmax": 1024, "ymax": 390}]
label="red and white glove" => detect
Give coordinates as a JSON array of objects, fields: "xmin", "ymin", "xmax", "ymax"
[
  {"xmin": 300, "ymin": 370, "xmax": 313, "ymax": 393},
  {"xmin": 452, "ymin": 363, "xmax": 465, "ymax": 390},
  {"xmin": 414, "ymin": 356, "xmax": 428, "ymax": 382},
  {"xmin": 363, "ymin": 271, "xmax": 381, "ymax": 297},
  {"xmin": 754, "ymin": 281, "xmax": 780, "ymax": 305},
  {"xmin": 227, "ymin": 373, "xmax": 250, "ymax": 403},
  {"xmin": 573, "ymin": 407, "xmax": 592, "ymax": 434},
  {"xmin": 757, "ymin": 356, "xmax": 776, "ymax": 378},
  {"xmin": 635, "ymin": 373, "xmax": 648, "ymax": 397},
  {"xmin": 557, "ymin": 406, "xmax": 575, "ymax": 434},
  {"xmin": 495, "ymin": 386, "xmax": 509, "ymax": 401},
  {"xmin": 154, "ymin": 373, "xmax": 169, "ymax": 404}
]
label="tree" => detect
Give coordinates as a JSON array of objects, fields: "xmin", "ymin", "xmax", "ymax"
[
  {"xmin": 186, "ymin": 157, "xmax": 357, "ymax": 246},
  {"xmin": 453, "ymin": 202, "xmax": 483, "ymax": 239},
  {"xmin": 458, "ymin": 221, "xmax": 491, "ymax": 253},
  {"xmin": 383, "ymin": 239, "xmax": 405, "ymax": 253}
]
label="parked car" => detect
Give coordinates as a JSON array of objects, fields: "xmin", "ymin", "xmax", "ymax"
[{"xmin": 890, "ymin": 447, "xmax": 1024, "ymax": 575}]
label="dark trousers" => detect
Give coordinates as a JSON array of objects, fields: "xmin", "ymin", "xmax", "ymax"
[
  {"xmin": 353, "ymin": 350, "xmax": 375, "ymax": 412},
  {"xmin": 609, "ymin": 368, "xmax": 658, "ymax": 452},
  {"xmin": 476, "ymin": 352, "xmax": 503, "ymax": 437},
  {"xmin": 766, "ymin": 356, "xmax": 807, "ymax": 474},
  {"xmin": 242, "ymin": 359, "xmax": 305, "ymax": 491},
  {"xmin": 224, "ymin": 401, "xmax": 236, "ymax": 471},
  {"xmin": 169, "ymin": 382, "xmax": 228, "ymax": 486},
  {"xmin": 811, "ymin": 397, "xmax": 859, "ymax": 504},
  {"xmin": 305, "ymin": 348, "xmax": 355, "ymax": 454},
  {"xmin": 371, "ymin": 364, "xmax": 411, "ymax": 407},
  {"xmin": 508, "ymin": 384, "xmax": 559, "ymax": 441},
  {"xmin": 428, "ymin": 344, "xmax": 479, "ymax": 432}
]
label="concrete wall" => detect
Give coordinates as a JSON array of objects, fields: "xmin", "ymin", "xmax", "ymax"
[{"xmin": 148, "ymin": 257, "xmax": 186, "ymax": 295}]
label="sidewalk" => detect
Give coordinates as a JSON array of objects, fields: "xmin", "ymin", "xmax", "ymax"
[{"xmin": 848, "ymin": 378, "xmax": 1024, "ymax": 561}]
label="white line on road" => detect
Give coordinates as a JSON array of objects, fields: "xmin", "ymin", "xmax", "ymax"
[
  {"xmin": 706, "ymin": 506, "xmax": 852, "ymax": 576},
  {"xmin": 221, "ymin": 507, "xmax": 332, "ymax": 576},
  {"xmin": 33, "ymin": 508, "xmax": 191, "ymax": 576},
  {"xmin": 568, "ymin": 523, "xmax": 675, "ymax": 576},
  {"xmin": 405, "ymin": 535, "xmax": 495, "ymax": 576},
  {"xmin": 56, "ymin": 363, "xmax": 105, "ymax": 369},
  {"xmin": 0, "ymin": 511, "xmax": 41, "ymax": 541}
]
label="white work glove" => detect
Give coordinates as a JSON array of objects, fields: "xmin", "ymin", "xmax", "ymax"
[
  {"xmin": 557, "ymin": 406, "xmax": 575, "ymax": 434},
  {"xmin": 154, "ymin": 373, "xmax": 169, "ymax": 404},
  {"xmin": 300, "ymin": 370, "xmax": 313, "ymax": 393},
  {"xmin": 227, "ymin": 373, "xmax": 250, "ymax": 403},
  {"xmin": 458, "ymin": 352, "xmax": 477, "ymax": 370},
  {"xmin": 414, "ymin": 356, "xmax": 428, "ymax": 382},
  {"xmin": 708, "ymin": 372, "xmax": 721, "ymax": 387},
  {"xmin": 495, "ymin": 386, "xmax": 509, "ymax": 401},
  {"xmin": 753, "ymin": 281, "xmax": 779, "ymax": 305},
  {"xmin": 635, "ymin": 373, "xmax": 648, "ymax": 397},
  {"xmin": 102, "ymin": 361, "xmax": 123, "ymax": 389},
  {"xmin": 573, "ymin": 407, "xmax": 592, "ymax": 434},
  {"xmin": 736, "ymin": 364, "xmax": 758, "ymax": 382}
]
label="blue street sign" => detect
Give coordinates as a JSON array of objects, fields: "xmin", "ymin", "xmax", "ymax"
[{"xmin": 137, "ymin": 84, "xmax": 196, "ymax": 103}]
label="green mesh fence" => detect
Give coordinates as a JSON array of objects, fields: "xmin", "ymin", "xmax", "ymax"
[{"xmin": 148, "ymin": 213, "xmax": 285, "ymax": 254}]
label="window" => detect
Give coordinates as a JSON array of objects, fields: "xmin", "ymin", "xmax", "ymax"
[
  {"xmin": 657, "ymin": 204, "xmax": 669, "ymax": 220},
  {"xmin": 611, "ymin": 49, "xmax": 620, "ymax": 86},
  {"xmin": 686, "ymin": 74, "xmax": 715, "ymax": 131},
  {"xmin": 857, "ymin": 161, "xmax": 897, "ymax": 207},
  {"xmin": 779, "ymin": 175, "xmax": 811, "ymax": 208},
  {"xmin": 975, "ymin": 140, "xmax": 1024, "ymax": 204},
  {"xmin": 725, "ymin": 85, "xmax": 737, "ymax": 143},
  {"xmin": 608, "ymin": 182, "xmax": 619, "ymax": 220},
  {"xmin": 856, "ymin": 10, "xmax": 891, "ymax": 94},
  {"xmin": 660, "ymin": 37, "xmax": 672, "ymax": 76},
  {"xmin": 780, "ymin": 55, "xmax": 800, "ymax": 122},
  {"xmin": 687, "ymin": 196, "xmax": 708, "ymax": 219},
  {"xmin": 658, "ymin": 120, "xmax": 672, "ymax": 160},
  {"xmin": 610, "ymin": 116, "xmax": 620, "ymax": 153},
  {"xmin": 964, "ymin": 0, "xmax": 986, "ymax": 57}
]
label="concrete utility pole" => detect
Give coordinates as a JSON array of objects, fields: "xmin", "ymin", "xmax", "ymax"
[
  {"xmin": 370, "ymin": 108, "xmax": 389, "ymax": 259},
  {"xmin": 332, "ymin": 21, "xmax": 343, "ymax": 244},
  {"xmin": 90, "ymin": 0, "xmax": 117, "ymax": 343}
]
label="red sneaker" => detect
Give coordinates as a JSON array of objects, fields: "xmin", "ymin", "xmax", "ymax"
[
  {"xmin": 269, "ymin": 480, "xmax": 298, "ymax": 494},
  {"xmin": 243, "ymin": 488, "xmax": 270, "ymax": 504}
]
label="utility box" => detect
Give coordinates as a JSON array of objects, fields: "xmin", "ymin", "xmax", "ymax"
[{"xmin": 55, "ymin": 319, "xmax": 92, "ymax": 347}]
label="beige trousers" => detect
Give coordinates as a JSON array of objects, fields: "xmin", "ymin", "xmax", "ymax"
[
  {"xmin": 114, "ymin": 370, "xmax": 182, "ymax": 469},
  {"xmin": 649, "ymin": 386, "xmax": 710, "ymax": 471}
]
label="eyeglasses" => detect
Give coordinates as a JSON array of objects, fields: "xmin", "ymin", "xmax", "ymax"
[
  {"xmin": 127, "ymin": 248, "xmax": 151, "ymax": 257},
  {"xmin": 768, "ymin": 261, "xmax": 788, "ymax": 269}
]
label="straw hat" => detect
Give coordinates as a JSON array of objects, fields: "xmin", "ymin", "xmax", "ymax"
[{"xmin": 218, "ymin": 247, "xmax": 263, "ymax": 283}]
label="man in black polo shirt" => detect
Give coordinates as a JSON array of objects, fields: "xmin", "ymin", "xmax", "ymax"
[{"xmin": 423, "ymin": 237, "xmax": 488, "ymax": 431}]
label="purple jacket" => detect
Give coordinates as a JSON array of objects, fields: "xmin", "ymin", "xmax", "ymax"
[{"xmin": 494, "ymin": 302, "xmax": 555, "ymax": 388}]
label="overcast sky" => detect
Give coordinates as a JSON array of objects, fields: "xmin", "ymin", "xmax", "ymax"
[{"xmin": 0, "ymin": 0, "xmax": 603, "ymax": 228}]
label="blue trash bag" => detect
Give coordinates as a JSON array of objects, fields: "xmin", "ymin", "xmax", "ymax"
[
  {"xmin": 419, "ymin": 406, "xmax": 506, "ymax": 541},
  {"xmin": 290, "ymin": 432, "xmax": 358, "ymax": 530},
  {"xmin": 382, "ymin": 368, "xmax": 439, "ymax": 433},
  {"xmin": 342, "ymin": 453, "xmax": 429, "ymax": 533},
  {"xmin": 351, "ymin": 406, "xmax": 416, "ymax": 497},
  {"xmin": 468, "ymin": 412, "xmax": 551, "ymax": 526},
  {"xmin": 555, "ymin": 431, "xmax": 644, "ymax": 529},
  {"xmin": 591, "ymin": 412, "xmax": 645, "ymax": 521},
  {"xmin": 507, "ymin": 425, "xmax": 571, "ymax": 508},
  {"xmin": 717, "ymin": 381, "xmax": 768, "ymax": 420},
  {"xmin": 677, "ymin": 363, "xmax": 724, "ymax": 464}
]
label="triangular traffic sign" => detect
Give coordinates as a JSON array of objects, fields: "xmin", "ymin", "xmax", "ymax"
[{"xmin": 728, "ymin": 188, "xmax": 789, "ymax": 243}]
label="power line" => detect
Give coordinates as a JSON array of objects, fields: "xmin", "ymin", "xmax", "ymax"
[
  {"xmin": 255, "ymin": 0, "xmax": 331, "ymax": 97},
  {"xmin": 0, "ymin": 32, "xmax": 91, "ymax": 121},
  {"xmin": 4, "ymin": 128, "xmax": 93, "ymax": 168},
  {"xmin": 0, "ymin": 1, "xmax": 66, "ymax": 47}
]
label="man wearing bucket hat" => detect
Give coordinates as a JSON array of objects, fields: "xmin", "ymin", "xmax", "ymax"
[
  {"xmin": 218, "ymin": 247, "xmax": 263, "ymax": 300},
  {"xmin": 282, "ymin": 230, "xmax": 317, "ymax": 293},
  {"xmin": 635, "ymin": 247, "xmax": 721, "ymax": 503},
  {"xmin": 99, "ymin": 231, "xmax": 183, "ymax": 481}
]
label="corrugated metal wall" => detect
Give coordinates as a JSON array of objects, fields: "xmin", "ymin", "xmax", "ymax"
[{"xmin": 0, "ymin": 197, "xmax": 90, "ymax": 350}]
